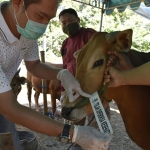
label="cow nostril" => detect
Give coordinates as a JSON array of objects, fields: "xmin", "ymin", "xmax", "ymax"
[{"xmin": 61, "ymin": 107, "xmax": 74, "ymax": 118}]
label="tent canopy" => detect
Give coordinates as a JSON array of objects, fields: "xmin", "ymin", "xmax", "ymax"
[
  {"xmin": 73, "ymin": 0, "xmax": 150, "ymax": 15},
  {"xmin": 72, "ymin": 0, "xmax": 150, "ymax": 30},
  {"xmin": 105, "ymin": 0, "xmax": 150, "ymax": 15}
]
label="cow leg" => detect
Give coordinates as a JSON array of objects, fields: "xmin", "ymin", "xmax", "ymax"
[
  {"xmin": 34, "ymin": 91, "xmax": 40, "ymax": 112},
  {"xmin": 50, "ymin": 90, "xmax": 56, "ymax": 115},
  {"xmin": 27, "ymin": 82, "xmax": 32, "ymax": 108}
]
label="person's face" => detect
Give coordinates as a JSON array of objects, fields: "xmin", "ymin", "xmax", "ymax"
[
  {"xmin": 59, "ymin": 13, "xmax": 80, "ymax": 29},
  {"xmin": 13, "ymin": 0, "xmax": 58, "ymax": 28}
]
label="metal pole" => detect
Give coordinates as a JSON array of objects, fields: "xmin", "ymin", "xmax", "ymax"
[
  {"xmin": 40, "ymin": 51, "xmax": 48, "ymax": 114},
  {"xmin": 99, "ymin": 2, "xmax": 105, "ymax": 32}
]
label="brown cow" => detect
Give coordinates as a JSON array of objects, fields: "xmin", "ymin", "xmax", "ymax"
[
  {"xmin": 27, "ymin": 62, "xmax": 62, "ymax": 115},
  {"xmin": 61, "ymin": 29, "xmax": 150, "ymax": 149},
  {"xmin": 11, "ymin": 68, "xmax": 28, "ymax": 97}
]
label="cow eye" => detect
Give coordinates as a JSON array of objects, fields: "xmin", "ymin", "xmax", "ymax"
[{"xmin": 92, "ymin": 59, "xmax": 104, "ymax": 68}]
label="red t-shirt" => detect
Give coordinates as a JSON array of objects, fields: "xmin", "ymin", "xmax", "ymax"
[{"xmin": 60, "ymin": 27, "xmax": 96, "ymax": 91}]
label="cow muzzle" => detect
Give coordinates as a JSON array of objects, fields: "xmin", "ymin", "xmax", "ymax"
[
  {"xmin": 61, "ymin": 96, "xmax": 88, "ymax": 121},
  {"xmin": 61, "ymin": 106, "xmax": 87, "ymax": 121}
]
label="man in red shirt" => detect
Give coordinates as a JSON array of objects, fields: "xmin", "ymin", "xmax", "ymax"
[
  {"xmin": 59, "ymin": 8, "xmax": 96, "ymax": 94},
  {"xmin": 59, "ymin": 8, "xmax": 110, "ymax": 150},
  {"xmin": 59, "ymin": 8, "xmax": 96, "ymax": 77}
]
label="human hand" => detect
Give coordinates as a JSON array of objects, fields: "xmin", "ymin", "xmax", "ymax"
[
  {"xmin": 72, "ymin": 125, "xmax": 113, "ymax": 150},
  {"xmin": 57, "ymin": 69, "xmax": 91, "ymax": 102},
  {"xmin": 104, "ymin": 66, "xmax": 124, "ymax": 87},
  {"xmin": 107, "ymin": 51, "xmax": 134, "ymax": 71},
  {"xmin": 60, "ymin": 91, "xmax": 66, "ymax": 104}
]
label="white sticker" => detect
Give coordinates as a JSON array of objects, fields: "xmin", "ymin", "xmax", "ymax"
[{"xmin": 89, "ymin": 92, "xmax": 113, "ymax": 134}]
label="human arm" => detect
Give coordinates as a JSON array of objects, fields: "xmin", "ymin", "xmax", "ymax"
[
  {"xmin": 25, "ymin": 59, "xmax": 60, "ymax": 80},
  {"xmin": 0, "ymin": 90, "xmax": 69, "ymax": 137},
  {"xmin": 107, "ymin": 51, "xmax": 134, "ymax": 71},
  {"xmin": 103, "ymin": 50, "xmax": 134, "ymax": 87},
  {"xmin": 0, "ymin": 90, "xmax": 112, "ymax": 149},
  {"xmin": 104, "ymin": 61, "xmax": 150, "ymax": 87},
  {"xmin": 25, "ymin": 60, "xmax": 91, "ymax": 102}
]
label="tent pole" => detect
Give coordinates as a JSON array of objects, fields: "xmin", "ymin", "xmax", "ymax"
[
  {"xmin": 100, "ymin": 2, "xmax": 105, "ymax": 31},
  {"xmin": 40, "ymin": 51, "xmax": 48, "ymax": 115}
]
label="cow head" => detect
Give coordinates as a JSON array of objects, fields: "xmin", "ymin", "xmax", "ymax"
[
  {"xmin": 11, "ymin": 69, "xmax": 28, "ymax": 97},
  {"xmin": 61, "ymin": 29, "xmax": 133, "ymax": 121}
]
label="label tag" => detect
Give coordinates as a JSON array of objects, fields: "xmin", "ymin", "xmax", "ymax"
[{"xmin": 89, "ymin": 91, "xmax": 113, "ymax": 134}]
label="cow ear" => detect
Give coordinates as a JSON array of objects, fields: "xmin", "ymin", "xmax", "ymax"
[
  {"xmin": 116, "ymin": 29, "xmax": 133, "ymax": 52},
  {"xmin": 74, "ymin": 49, "xmax": 81, "ymax": 59},
  {"xmin": 14, "ymin": 68, "xmax": 21, "ymax": 77},
  {"xmin": 19, "ymin": 77, "xmax": 28, "ymax": 85},
  {"xmin": 106, "ymin": 31, "xmax": 120, "ymax": 43}
]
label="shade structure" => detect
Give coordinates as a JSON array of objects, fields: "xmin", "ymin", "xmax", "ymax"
[
  {"xmin": 105, "ymin": 0, "xmax": 150, "ymax": 15},
  {"xmin": 132, "ymin": 2, "xmax": 150, "ymax": 20},
  {"xmin": 72, "ymin": 0, "xmax": 150, "ymax": 16}
]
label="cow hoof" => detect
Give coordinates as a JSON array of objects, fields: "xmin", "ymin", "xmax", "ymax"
[{"xmin": 42, "ymin": 112, "xmax": 54, "ymax": 119}]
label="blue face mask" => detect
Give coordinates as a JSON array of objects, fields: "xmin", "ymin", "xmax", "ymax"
[{"xmin": 14, "ymin": 2, "xmax": 47, "ymax": 40}]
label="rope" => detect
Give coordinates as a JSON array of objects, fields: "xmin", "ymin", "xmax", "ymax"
[{"xmin": 26, "ymin": 82, "xmax": 47, "ymax": 88}]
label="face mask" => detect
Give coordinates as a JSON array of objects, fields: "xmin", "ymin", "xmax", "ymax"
[
  {"xmin": 14, "ymin": 1, "xmax": 47, "ymax": 40},
  {"xmin": 63, "ymin": 22, "xmax": 80, "ymax": 37}
]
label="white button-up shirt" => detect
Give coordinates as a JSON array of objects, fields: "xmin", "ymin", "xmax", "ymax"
[{"xmin": 0, "ymin": 2, "xmax": 39, "ymax": 93}]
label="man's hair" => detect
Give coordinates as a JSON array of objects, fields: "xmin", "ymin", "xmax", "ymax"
[
  {"xmin": 24, "ymin": 0, "xmax": 42, "ymax": 9},
  {"xmin": 10, "ymin": 0, "xmax": 42, "ymax": 8},
  {"xmin": 59, "ymin": 8, "xmax": 78, "ymax": 19}
]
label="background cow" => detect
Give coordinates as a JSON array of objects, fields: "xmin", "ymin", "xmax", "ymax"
[
  {"xmin": 61, "ymin": 29, "xmax": 150, "ymax": 149},
  {"xmin": 27, "ymin": 62, "xmax": 62, "ymax": 115},
  {"xmin": 11, "ymin": 68, "xmax": 28, "ymax": 98}
]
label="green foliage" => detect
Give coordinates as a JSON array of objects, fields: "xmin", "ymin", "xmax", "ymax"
[{"xmin": 102, "ymin": 9, "xmax": 150, "ymax": 51}]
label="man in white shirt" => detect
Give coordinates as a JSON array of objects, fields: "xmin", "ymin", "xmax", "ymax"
[{"xmin": 0, "ymin": 0, "xmax": 112, "ymax": 149}]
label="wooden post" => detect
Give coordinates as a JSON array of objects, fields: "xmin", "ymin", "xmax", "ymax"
[{"xmin": 40, "ymin": 51, "xmax": 48, "ymax": 114}]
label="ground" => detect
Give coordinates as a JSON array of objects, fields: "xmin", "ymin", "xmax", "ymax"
[{"xmin": 16, "ymin": 62, "xmax": 142, "ymax": 150}]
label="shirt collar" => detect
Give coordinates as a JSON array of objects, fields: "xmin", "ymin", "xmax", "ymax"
[{"xmin": 0, "ymin": 2, "xmax": 19, "ymax": 43}]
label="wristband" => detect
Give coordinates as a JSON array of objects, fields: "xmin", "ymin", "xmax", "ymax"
[{"xmin": 59, "ymin": 124, "xmax": 71, "ymax": 143}]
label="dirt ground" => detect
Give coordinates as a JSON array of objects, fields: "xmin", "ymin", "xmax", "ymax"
[{"xmin": 16, "ymin": 84, "xmax": 142, "ymax": 150}]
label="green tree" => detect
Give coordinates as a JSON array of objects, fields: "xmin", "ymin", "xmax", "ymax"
[{"xmin": 102, "ymin": 9, "xmax": 150, "ymax": 52}]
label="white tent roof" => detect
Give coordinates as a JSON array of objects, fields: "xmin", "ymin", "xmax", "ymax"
[{"xmin": 131, "ymin": 2, "xmax": 150, "ymax": 20}]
